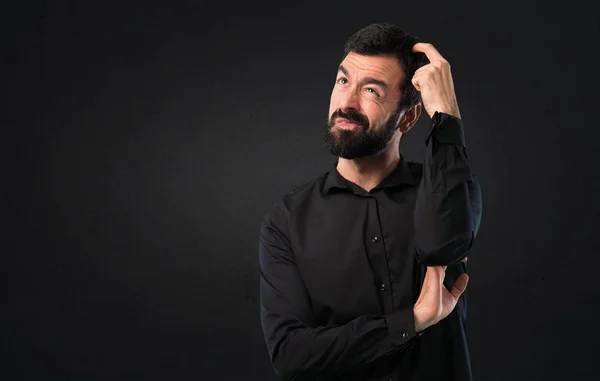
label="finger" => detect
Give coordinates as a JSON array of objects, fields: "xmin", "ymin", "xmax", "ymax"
[
  {"xmin": 422, "ymin": 267, "xmax": 443, "ymax": 306},
  {"xmin": 412, "ymin": 42, "xmax": 445, "ymax": 63},
  {"xmin": 413, "ymin": 64, "xmax": 431, "ymax": 77},
  {"xmin": 461, "ymin": 257, "xmax": 468, "ymax": 263},
  {"xmin": 421, "ymin": 266, "xmax": 439, "ymax": 295},
  {"xmin": 449, "ymin": 273, "xmax": 469, "ymax": 299},
  {"xmin": 415, "ymin": 267, "xmax": 433, "ymax": 305},
  {"xmin": 411, "ymin": 75, "xmax": 421, "ymax": 91},
  {"xmin": 410, "ymin": 72, "xmax": 423, "ymax": 91},
  {"xmin": 422, "ymin": 266, "xmax": 436, "ymax": 290},
  {"xmin": 440, "ymin": 266, "xmax": 446, "ymax": 284}
]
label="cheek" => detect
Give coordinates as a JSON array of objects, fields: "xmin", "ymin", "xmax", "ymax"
[
  {"xmin": 329, "ymin": 93, "xmax": 339, "ymax": 115},
  {"xmin": 330, "ymin": 89, "xmax": 340, "ymax": 103},
  {"xmin": 367, "ymin": 103, "xmax": 393, "ymax": 123},
  {"xmin": 362, "ymin": 106, "xmax": 381, "ymax": 125}
]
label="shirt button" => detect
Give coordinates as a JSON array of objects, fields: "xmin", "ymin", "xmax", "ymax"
[
  {"xmin": 380, "ymin": 283, "xmax": 386, "ymax": 291},
  {"xmin": 372, "ymin": 236, "xmax": 378, "ymax": 243},
  {"xmin": 402, "ymin": 332, "xmax": 408, "ymax": 338}
]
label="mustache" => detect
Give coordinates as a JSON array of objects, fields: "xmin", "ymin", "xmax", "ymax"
[{"xmin": 330, "ymin": 109, "xmax": 369, "ymax": 128}]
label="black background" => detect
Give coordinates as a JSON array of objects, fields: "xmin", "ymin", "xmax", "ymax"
[{"xmin": 5, "ymin": 1, "xmax": 600, "ymax": 380}]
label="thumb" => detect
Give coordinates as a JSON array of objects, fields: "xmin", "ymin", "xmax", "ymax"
[{"xmin": 449, "ymin": 273, "xmax": 469, "ymax": 299}]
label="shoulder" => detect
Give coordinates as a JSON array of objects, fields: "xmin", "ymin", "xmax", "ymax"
[
  {"xmin": 261, "ymin": 170, "xmax": 330, "ymax": 228},
  {"xmin": 283, "ymin": 172, "xmax": 329, "ymax": 210}
]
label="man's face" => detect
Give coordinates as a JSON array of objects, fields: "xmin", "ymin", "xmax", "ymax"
[{"xmin": 324, "ymin": 52, "xmax": 405, "ymax": 159}]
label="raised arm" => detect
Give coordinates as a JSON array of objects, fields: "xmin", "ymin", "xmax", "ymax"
[
  {"xmin": 410, "ymin": 42, "xmax": 483, "ymax": 266},
  {"xmin": 413, "ymin": 112, "xmax": 482, "ymax": 266}
]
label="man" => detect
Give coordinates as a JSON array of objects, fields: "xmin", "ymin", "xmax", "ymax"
[{"xmin": 259, "ymin": 22, "xmax": 483, "ymax": 381}]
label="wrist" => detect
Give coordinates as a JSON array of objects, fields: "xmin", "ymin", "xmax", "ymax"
[{"xmin": 430, "ymin": 105, "xmax": 461, "ymax": 120}]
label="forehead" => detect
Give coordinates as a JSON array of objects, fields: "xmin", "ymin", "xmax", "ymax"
[{"xmin": 338, "ymin": 52, "xmax": 404, "ymax": 83}]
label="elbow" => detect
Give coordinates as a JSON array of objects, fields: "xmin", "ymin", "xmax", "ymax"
[
  {"xmin": 415, "ymin": 231, "xmax": 473, "ymax": 266},
  {"xmin": 274, "ymin": 369, "xmax": 304, "ymax": 381},
  {"xmin": 262, "ymin": 311, "xmax": 316, "ymax": 381},
  {"xmin": 272, "ymin": 364, "xmax": 296, "ymax": 381},
  {"xmin": 269, "ymin": 338, "xmax": 310, "ymax": 381},
  {"xmin": 272, "ymin": 358, "xmax": 310, "ymax": 381},
  {"xmin": 271, "ymin": 352, "xmax": 296, "ymax": 381}
]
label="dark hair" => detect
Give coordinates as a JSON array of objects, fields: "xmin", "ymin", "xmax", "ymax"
[{"xmin": 342, "ymin": 22, "xmax": 428, "ymax": 111}]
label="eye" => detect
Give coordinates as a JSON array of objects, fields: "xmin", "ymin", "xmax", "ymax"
[
  {"xmin": 365, "ymin": 88, "xmax": 380, "ymax": 97},
  {"xmin": 336, "ymin": 77, "xmax": 348, "ymax": 85}
]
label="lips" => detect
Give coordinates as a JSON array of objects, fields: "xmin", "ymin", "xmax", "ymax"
[{"xmin": 336, "ymin": 118, "xmax": 361, "ymax": 129}]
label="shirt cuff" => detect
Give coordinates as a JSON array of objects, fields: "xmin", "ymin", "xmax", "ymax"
[
  {"xmin": 425, "ymin": 112, "xmax": 466, "ymax": 147},
  {"xmin": 385, "ymin": 308, "xmax": 418, "ymax": 349}
]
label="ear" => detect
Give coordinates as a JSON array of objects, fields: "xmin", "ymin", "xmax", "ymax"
[{"xmin": 398, "ymin": 103, "xmax": 422, "ymax": 134}]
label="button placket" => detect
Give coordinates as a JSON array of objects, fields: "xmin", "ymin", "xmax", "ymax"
[{"xmin": 366, "ymin": 196, "xmax": 393, "ymax": 313}]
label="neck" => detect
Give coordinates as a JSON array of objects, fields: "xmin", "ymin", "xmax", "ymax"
[{"xmin": 336, "ymin": 141, "xmax": 401, "ymax": 192}]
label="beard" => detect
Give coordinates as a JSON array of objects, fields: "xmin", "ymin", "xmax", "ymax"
[{"xmin": 323, "ymin": 107, "xmax": 402, "ymax": 159}]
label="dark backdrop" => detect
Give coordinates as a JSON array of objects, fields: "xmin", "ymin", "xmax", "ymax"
[{"xmin": 5, "ymin": 1, "xmax": 600, "ymax": 380}]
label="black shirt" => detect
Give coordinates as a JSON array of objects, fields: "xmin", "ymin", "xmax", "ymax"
[{"xmin": 259, "ymin": 112, "xmax": 483, "ymax": 381}]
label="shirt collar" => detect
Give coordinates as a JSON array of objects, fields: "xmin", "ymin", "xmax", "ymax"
[{"xmin": 322, "ymin": 155, "xmax": 418, "ymax": 195}]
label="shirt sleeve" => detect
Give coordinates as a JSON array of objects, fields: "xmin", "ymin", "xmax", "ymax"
[
  {"xmin": 259, "ymin": 202, "xmax": 418, "ymax": 381},
  {"xmin": 413, "ymin": 112, "xmax": 483, "ymax": 266}
]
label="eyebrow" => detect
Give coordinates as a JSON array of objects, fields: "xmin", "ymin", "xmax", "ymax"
[{"xmin": 337, "ymin": 64, "xmax": 389, "ymax": 91}]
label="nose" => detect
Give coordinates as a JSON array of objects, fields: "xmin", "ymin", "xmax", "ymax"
[{"xmin": 338, "ymin": 88, "xmax": 361, "ymax": 112}]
